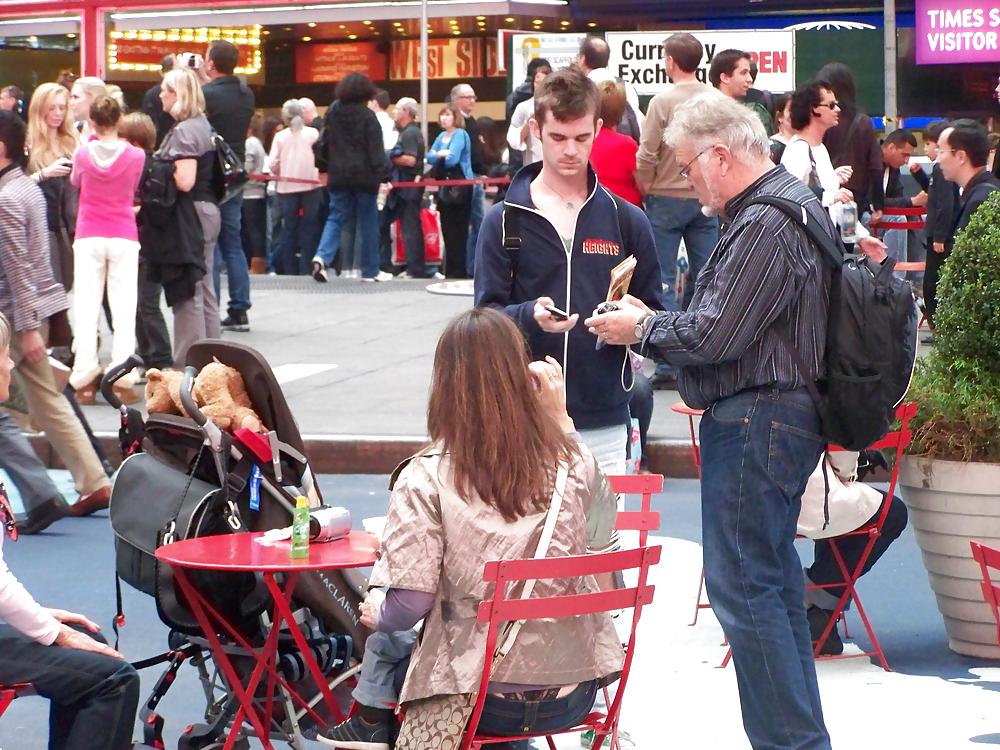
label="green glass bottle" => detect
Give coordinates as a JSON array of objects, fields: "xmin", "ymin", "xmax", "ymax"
[{"xmin": 290, "ymin": 496, "xmax": 310, "ymax": 559}]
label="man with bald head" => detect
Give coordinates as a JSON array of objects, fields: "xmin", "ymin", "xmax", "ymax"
[
  {"xmin": 299, "ymin": 97, "xmax": 321, "ymax": 129},
  {"xmin": 577, "ymin": 34, "xmax": 644, "ymax": 139}
]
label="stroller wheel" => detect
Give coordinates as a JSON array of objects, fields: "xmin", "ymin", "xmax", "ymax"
[{"xmin": 176, "ymin": 723, "xmax": 249, "ymax": 750}]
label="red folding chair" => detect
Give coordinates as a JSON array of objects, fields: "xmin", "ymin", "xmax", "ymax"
[
  {"xmin": 463, "ymin": 543, "xmax": 661, "ymax": 750},
  {"xmin": 868, "ymin": 206, "xmax": 926, "ymax": 237},
  {"xmin": 970, "ymin": 541, "xmax": 1000, "ymax": 648},
  {"xmin": 608, "ymin": 473, "xmax": 663, "ymax": 547},
  {"xmin": 720, "ymin": 402, "xmax": 918, "ymax": 671},
  {"xmin": 0, "ymin": 683, "xmax": 33, "ymax": 718}
]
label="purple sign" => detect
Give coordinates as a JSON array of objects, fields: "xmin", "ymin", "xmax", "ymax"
[{"xmin": 915, "ymin": 0, "xmax": 1000, "ymax": 64}]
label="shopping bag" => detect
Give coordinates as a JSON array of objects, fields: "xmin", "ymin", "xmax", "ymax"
[{"xmin": 392, "ymin": 207, "xmax": 443, "ymax": 267}]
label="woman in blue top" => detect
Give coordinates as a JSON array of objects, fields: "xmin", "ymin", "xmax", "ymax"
[{"xmin": 428, "ymin": 104, "xmax": 473, "ymax": 278}]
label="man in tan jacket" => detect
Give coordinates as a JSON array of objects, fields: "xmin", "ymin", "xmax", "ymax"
[{"xmin": 634, "ymin": 32, "xmax": 719, "ymax": 389}]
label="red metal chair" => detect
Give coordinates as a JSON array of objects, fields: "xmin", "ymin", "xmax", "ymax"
[
  {"xmin": 869, "ymin": 206, "xmax": 926, "ymax": 238},
  {"xmin": 720, "ymin": 402, "xmax": 918, "ymax": 671},
  {"xmin": 463, "ymin": 544, "xmax": 661, "ymax": 750},
  {"xmin": 0, "ymin": 683, "xmax": 33, "ymax": 718},
  {"xmin": 970, "ymin": 541, "xmax": 1000, "ymax": 648},
  {"xmin": 608, "ymin": 473, "xmax": 663, "ymax": 547}
]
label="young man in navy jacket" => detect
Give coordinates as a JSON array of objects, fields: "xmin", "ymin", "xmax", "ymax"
[{"xmin": 474, "ymin": 66, "xmax": 662, "ymax": 473}]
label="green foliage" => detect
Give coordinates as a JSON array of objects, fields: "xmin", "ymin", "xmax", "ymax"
[{"xmin": 909, "ymin": 190, "xmax": 1000, "ymax": 461}]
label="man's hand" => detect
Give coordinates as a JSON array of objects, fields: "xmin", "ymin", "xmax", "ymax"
[
  {"xmin": 832, "ymin": 187, "xmax": 854, "ymax": 204},
  {"xmin": 933, "ymin": 241, "xmax": 946, "ymax": 254},
  {"xmin": 910, "ymin": 191, "xmax": 928, "ymax": 208},
  {"xmin": 53, "ymin": 624, "xmax": 122, "ymax": 659},
  {"xmin": 359, "ymin": 592, "xmax": 381, "ymax": 629},
  {"xmin": 584, "ymin": 295, "xmax": 650, "ymax": 346},
  {"xmin": 46, "ymin": 608, "xmax": 101, "ymax": 633},
  {"xmin": 20, "ymin": 329, "xmax": 45, "ymax": 364},
  {"xmin": 909, "ymin": 162, "xmax": 924, "ymax": 175},
  {"xmin": 528, "ymin": 356, "xmax": 574, "ymax": 433},
  {"xmin": 870, "ymin": 210, "xmax": 884, "ymax": 224},
  {"xmin": 834, "ymin": 165, "xmax": 853, "ymax": 185},
  {"xmin": 533, "ymin": 297, "xmax": 578, "ymax": 333},
  {"xmin": 858, "ymin": 236, "xmax": 888, "ymax": 264}
]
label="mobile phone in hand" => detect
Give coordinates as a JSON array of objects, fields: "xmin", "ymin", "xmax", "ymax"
[{"xmin": 544, "ymin": 304, "xmax": 570, "ymax": 321}]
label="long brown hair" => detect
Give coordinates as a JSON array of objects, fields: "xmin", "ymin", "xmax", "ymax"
[{"xmin": 427, "ymin": 308, "xmax": 578, "ymax": 521}]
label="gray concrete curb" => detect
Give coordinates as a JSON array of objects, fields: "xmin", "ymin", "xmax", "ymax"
[{"xmin": 28, "ymin": 433, "xmax": 700, "ymax": 478}]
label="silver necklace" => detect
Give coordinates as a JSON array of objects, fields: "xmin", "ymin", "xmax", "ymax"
[{"xmin": 541, "ymin": 178, "xmax": 584, "ymax": 211}]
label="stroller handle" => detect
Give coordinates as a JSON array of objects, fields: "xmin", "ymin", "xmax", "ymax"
[
  {"xmin": 100, "ymin": 354, "xmax": 144, "ymax": 410},
  {"xmin": 180, "ymin": 366, "xmax": 209, "ymax": 427}
]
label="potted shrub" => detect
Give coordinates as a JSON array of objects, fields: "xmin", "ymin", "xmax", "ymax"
[{"xmin": 899, "ymin": 190, "xmax": 1000, "ymax": 658}]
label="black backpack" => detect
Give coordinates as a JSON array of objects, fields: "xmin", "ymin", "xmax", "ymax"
[{"xmin": 746, "ymin": 195, "xmax": 919, "ymax": 451}]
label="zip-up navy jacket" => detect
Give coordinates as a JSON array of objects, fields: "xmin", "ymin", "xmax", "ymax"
[{"xmin": 474, "ymin": 161, "xmax": 663, "ymax": 431}]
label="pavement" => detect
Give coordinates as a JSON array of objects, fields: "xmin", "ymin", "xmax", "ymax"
[
  {"xmin": 28, "ymin": 274, "xmax": 705, "ymax": 478},
  {"xmin": 1, "ymin": 470, "xmax": 998, "ymax": 749}
]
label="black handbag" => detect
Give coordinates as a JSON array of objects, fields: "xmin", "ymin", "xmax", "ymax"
[
  {"xmin": 434, "ymin": 158, "xmax": 471, "ymax": 207},
  {"xmin": 211, "ymin": 131, "xmax": 249, "ymax": 205}
]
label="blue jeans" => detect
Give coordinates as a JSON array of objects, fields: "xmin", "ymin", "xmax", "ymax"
[
  {"xmin": 466, "ymin": 182, "xmax": 485, "ymax": 277},
  {"xmin": 213, "ymin": 193, "xmax": 251, "ymax": 312},
  {"xmin": 315, "ymin": 190, "xmax": 381, "ymax": 279},
  {"xmin": 273, "ymin": 189, "xmax": 324, "ymax": 275},
  {"xmin": 700, "ymin": 387, "xmax": 831, "ymax": 750},
  {"xmin": 352, "ymin": 630, "xmax": 417, "ymax": 709},
  {"xmin": 645, "ymin": 195, "xmax": 717, "ymax": 377},
  {"xmin": 477, "ymin": 680, "xmax": 598, "ymax": 748},
  {"xmin": 0, "ymin": 624, "xmax": 140, "ymax": 750}
]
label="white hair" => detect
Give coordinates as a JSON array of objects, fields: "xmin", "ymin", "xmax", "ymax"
[
  {"xmin": 663, "ymin": 91, "xmax": 770, "ymax": 163},
  {"xmin": 281, "ymin": 98, "xmax": 304, "ymax": 130},
  {"xmin": 395, "ymin": 97, "xmax": 418, "ymax": 119},
  {"xmin": 449, "ymin": 83, "xmax": 475, "ymax": 100}
]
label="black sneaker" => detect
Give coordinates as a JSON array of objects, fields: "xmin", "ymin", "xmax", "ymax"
[
  {"xmin": 16, "ymin": 496, "xmax": 70, "ymax": 535},
  {"xmin": 221, "ymin": 310, "xmax": 250, "ymax": 333},
  {"xmin": 318, "ymin": 715, "xmax": 390, "ymax": 749},
  {"xmin": 807, "ymin": 606, "xmax": 844, "ymax": 656}
]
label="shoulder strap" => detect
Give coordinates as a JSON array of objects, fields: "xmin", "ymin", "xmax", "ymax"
[
  {"xmin": 743, "ymin": 195, "xmax": 843, "ymax": 270},
  {"xmin": 491, "ymin": 462, "xmax": 570, "ymax": 669},
  {"xmin": 501, "ymin": 203, "xmax": 521, "ymax": 277}
]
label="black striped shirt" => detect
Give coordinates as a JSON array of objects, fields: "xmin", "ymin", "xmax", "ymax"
[{"xmin": 639, "ymin": 165, "xmax": 832, "ymax": 409}]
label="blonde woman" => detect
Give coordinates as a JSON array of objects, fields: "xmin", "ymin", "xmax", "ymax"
[
  {"xmin": 26, "ymin": 82, "xmax": 80, "ymax": 289},
  {"xmin": 153, "ymin": 67, "xmax": 221, "ymax": 365},
  {"xmin": 69, "ymin": 76, "xmax": 107, "ymax": 139}
]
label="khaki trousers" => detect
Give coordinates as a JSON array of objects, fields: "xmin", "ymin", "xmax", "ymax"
[{"xmin": 11, "ymin": 322, "xmax": 109, "ymax": 496}]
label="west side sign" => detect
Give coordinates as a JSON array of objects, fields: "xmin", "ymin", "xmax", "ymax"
[{"xmin": 606, "ymin": 31, "xmax": 795, "ymax": 95}]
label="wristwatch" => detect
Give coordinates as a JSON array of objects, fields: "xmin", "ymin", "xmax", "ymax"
[{"xmin": 634, "ymin": 313, "xmax": 654, "ymax": 342}]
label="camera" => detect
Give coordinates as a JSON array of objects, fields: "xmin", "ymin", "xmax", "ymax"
[{"xmin": 176, "ymin": 52, "xmax": 203, "ymax": 70}]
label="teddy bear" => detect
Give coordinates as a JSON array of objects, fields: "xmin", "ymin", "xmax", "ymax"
[{"xmin": 144, "ymin": 360, "xmax": 264, "ymax": 433}]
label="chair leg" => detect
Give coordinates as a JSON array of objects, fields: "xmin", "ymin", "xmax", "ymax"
[
  {"xmin": 691, "ymin": 567, "xmax": 708, "ymax": 626},
  {"xmin": 718, "ymin": 647, "xmax": 732, "ymax": 669},
  {"xmin": 546, "ymin": 736, "xmax": 557, "ymax": 750}
]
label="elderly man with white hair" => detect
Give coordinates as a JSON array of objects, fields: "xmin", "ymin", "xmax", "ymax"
[
  {"xmin": 588, "ymin": 93, "xmax": 835, "ymax": 750},
  {"xmin": 385, "ymin": 96, "xmax": 429, "ymax": 278}
]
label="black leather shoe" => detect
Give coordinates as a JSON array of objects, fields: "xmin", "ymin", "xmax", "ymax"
[
  {"xmin": 807, "ymin": 606, "xmax": 844, "ymax": 656},
  {"xmin": 221, "ymin": 310, "xmax": 250, "ymax": 332},
  {"xmin": 16, "ymin": 496, "xmax": 70, "ymax": 535}
]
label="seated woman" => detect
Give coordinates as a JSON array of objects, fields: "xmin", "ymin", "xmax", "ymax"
[
  {"xmin": 321, "ymin": 307, "xmax": 624, "ymax": 749},
  {"xmin": 797, "ymin": 450, "xmax": 908, "ymax": 655},
  {"xmin": 0, "ymin": 312, "xmax": 140, "ymax": 749}
]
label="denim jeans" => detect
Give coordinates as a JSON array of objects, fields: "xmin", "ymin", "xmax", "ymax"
[
  {"xmin": 352, "ymin": 630, "xmax": 417, "ymax": 709},
  {"xmin": 274, "ymin": 189, "xmax": 324, "ymax": 275},
  {"xmin": 0, "ymin": 410, "xmax": 63, "ymax": 516},
  {"xmin": 880, "ymin": 213, "xmax": 908, "ymax": 281},
  {"xmin": 805, "ymin": 493, "xmax": 908, "ymax": 611},
  {"xmin": 466, "ymin": 182, "xmax": 485, "ymax": 277},
  {"xmin": 477, "ymin": 680, "xmax": 598, "ymax": 748},
  {"xmin": 645, "ymin": 195, "xmax": 717, "ymax": 378},
  {"xmin": 315, "ymin": 190, "xmax": 381, "ymax": 278},
  {"xmin": 213, "ymin": 193, "xmax": 251, "ymax": 312},
  {"xmin": 700, "ymin": 387, "xmax": 831, "ymax": 750},
  {"xmin": 0, "ymin": 624, "xmax": 140, "ymax": 750}
]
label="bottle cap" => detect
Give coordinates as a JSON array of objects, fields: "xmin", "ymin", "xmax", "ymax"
[{"xmin": 295, "ymin": 495, "xmax": 308, "ymax": 508}]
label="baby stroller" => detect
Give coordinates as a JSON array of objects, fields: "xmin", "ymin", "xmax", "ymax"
[{"xmin": 104, "ymin": 340, "xmax": 371, "ymax": 750}]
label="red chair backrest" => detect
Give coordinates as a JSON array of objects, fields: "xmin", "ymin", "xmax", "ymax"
[
  {"xmin": 971, "ymin": 541, "xmax": 1000, "ymax": 648},
  {"xmin": 870, "ymin": 206, "xmax": 926, "ymax": 235},
  {"xmin": 467, "ymin": 544, "xmax": 661, "ymax": 749},
  {"xmin": 609, "ymin": 473, "xmax": 663, "ymax": 546},
  {"xmin": 828, "ymin": 402, "xmax": 917, "ymax": 511}
]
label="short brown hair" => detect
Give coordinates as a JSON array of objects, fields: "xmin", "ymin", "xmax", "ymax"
[
  {"xmin": 118, "ymin": 111, "xmax": 156, "ymax": 151},
  {"xmin": 89, "ymin": 94, "xmax": 121, "ymax": 129},
  {"xmin": 208, "ymin": 39, "xmax": 239, "ymax": 75},
  {"xmin": 597, "ymin": 80, "xmax": 627, "ymax": 129},
  {"xmin": 533, "ymin": 65, "xmax": 600, "ymax": 128},
  {"xmin": 427, "ymin": 308, "xmax": 578, "ymax": 522},
  {"xmin": 438, "ymin": 103, "xmax": 465, "ymax": 130},
  {"xmin": 663, "ymin": 32, "xmax": 703, "ymax": 74}
]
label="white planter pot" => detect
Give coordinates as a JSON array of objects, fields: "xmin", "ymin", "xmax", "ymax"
[{"xmin": 899, "ymin": 456, "xmax": 1000, "ymax": 659}]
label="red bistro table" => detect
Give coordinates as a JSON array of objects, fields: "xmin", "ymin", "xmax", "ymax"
[{"xmin": 156, "ymin": 531, "xmax": 378, "ymax": 750}]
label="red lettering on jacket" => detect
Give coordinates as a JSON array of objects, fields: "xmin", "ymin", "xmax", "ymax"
[{"xmin": 582, "ymin": 239, "xmax": 621, "ymax": 256}]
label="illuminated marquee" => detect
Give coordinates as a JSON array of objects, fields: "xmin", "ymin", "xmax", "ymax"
[{"xmin": 107, "ymin": 25, "xmax": 262, "ymax": 74}]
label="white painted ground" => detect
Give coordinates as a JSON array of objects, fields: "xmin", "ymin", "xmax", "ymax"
[{"xmin": 550, "ymin": 535, "xmax": 1000, "ymax": 749}]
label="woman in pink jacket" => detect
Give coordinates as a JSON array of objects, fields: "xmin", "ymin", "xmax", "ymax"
[{"xmin": 69, "ymin": 95, "xmax": 145, "ymax": 404}]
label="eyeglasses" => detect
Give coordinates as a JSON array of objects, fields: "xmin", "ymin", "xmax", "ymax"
[
  {"xmin": 679, "ymin": 145, "xmax": 716, "ymax": 180},
  {"xmin": 816, "ymin": 101, "xmax": 841, "ymax": 110}
]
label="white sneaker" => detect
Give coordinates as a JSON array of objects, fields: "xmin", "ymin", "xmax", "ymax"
[
  {"xmin": 432, "ymin": 271, "xmax": 445, "ymax": 280},
  {"xmin": 311, "ymin": 259, "xmax": 328, "ymax": 283},
  {"xmin": 374, "ymin": 271, "xmax": 394, "ymax": 281}
]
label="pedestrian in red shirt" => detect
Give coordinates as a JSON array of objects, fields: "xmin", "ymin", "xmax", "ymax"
[{"xmin": 590, "ymin": 80, "xmax": 642, "ymax": 207}]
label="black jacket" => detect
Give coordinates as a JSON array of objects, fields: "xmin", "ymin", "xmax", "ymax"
[
  {"xmin": 955, "ymin": 169, "xmax": 1000, "ymax": 234},
  {"xmin": 824, "ymin": 111, "xmax": 883, "ymax": 212},
  {"xmin": 202, "ymin": 75, "xmax": 254, "ymax": 161},
  {"xmin": 321, "ymin": 102, "xmax": 390, "ymax": 194},
  {"xmin": 882, "ymin": 166, "xmax": 914, "ymax": 209},
  {"xmin": 924, "ymin": 162, "xmax": 959, "ymax": 245}
]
